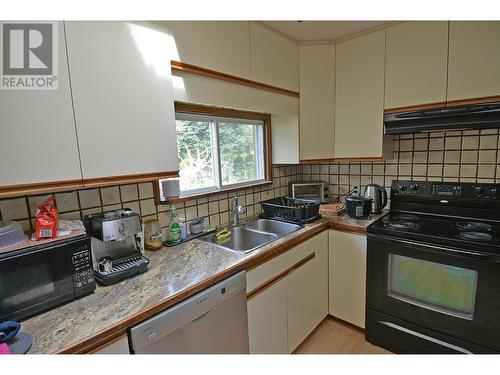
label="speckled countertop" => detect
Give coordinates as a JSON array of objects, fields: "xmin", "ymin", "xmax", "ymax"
[{"xmin": 21, "ymin": 212, "xmax": 387, "ymax": 354}]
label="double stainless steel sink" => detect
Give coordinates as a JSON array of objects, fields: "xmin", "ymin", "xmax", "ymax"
[{"xmin": 200, "ymin": 219, "xmax": 303, "ymax": 254}]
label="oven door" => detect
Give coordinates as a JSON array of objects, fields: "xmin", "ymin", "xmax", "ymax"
[
  {"xmin": 0, "ymin": 241, "xmax": 77, "ymax": 321},
  {"xmin": 366, "ymin": 233, "xmax": 500, "ymax": 352}
]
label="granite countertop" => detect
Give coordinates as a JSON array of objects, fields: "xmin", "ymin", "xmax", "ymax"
[{"xmin": 21, "ymin": 212, "xmax": 387, "ymax": 354}]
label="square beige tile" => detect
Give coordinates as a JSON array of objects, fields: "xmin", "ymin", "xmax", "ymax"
[
  {"xmin": 444, "ymin": 151, "xmax": 460, "ymax": 164},
  {"xmin": 427, "ymin": 164, "xmax": 443, "ymax": 177},
  {"xmin": 479, "ymin": 150, "xmax": 497, "ymax": 164},
  {"xmin": 28, "ymin": 194, "xmax": 52, "ymax": 216},
  {"xmin": 55, "ymin": 191, "xmax": 79, "ymax": 213},
  {"xmin": 373, "ymin": 175, "xmax": 384, "ymax": 186},
  {"xmin": 428, "ymin": 151, "xmax": 444, "ymax": 164},
  {"xmin": 350, "ymin": 164, "xmax": 361, "ymax": 175},
  {"xmin": 103, "ymin": 204, "xmax": 123, "ymax": 212},
  {"xmin": 399, "ymin": 152, "xmax": 412, "ymax": 163},
  {"xmin": 158, "ymin": 211, "xmax": 172, "ymax": 228},
  {"xmin": 208, "ymin": 201, "xmax": 218, "ymax": 215},
  {"xmin": 124, "ymin": 201, "xmax": 140, "ymax": 214},
  {"xmin": 399, "ymin": 139, "xmax": 413, "ymax": 151},
  {"xmin": 446, "ymin": 131, "xmax": 462, "ymax": 137},
  {"xmin": 444, "ymin": 165, "xmax": 460, "ymax": 177},
  {"xmin": 209, "ymin": 214, "xmax": 220, "ymax": 226},
  {"xmin": 0, "ymin": 198, "xmax": 29, "ymax": 220},
  {"xmin": 120, "ymin": 184, "xmax": 138, "ymax": 202},
  {"xmin": 329, "ymin": 175, "xmax": 339, "ymax": 184},
  {"xmin": 82, "ymin": 207, "xmax": 102, "ymax": 218},
  {"xmin": 398, "ymin": 164, "xmax": 411, "ymax": 176},
  {"xmin": 361, "ymin": 164, "xmax": 372, "ymax": 175},
  {"xmin": 361, "ymin": 176, "xmax": 372, "ymax": 186},
  {"xmin": 101, "ymin": 186, "xmax": 120, "ymax": 205},
  {"xmin": 429, "ymin": 137, "xmax": 444, "ymax": 151},
  {"xmin": 373, "ymin": 164, "xmax": 385, "ymax": 175},
  {"xmin": 414, "ymin": 138, "xmax": 428, "ymax": 151},
  {"xmin": 461, "ymin": 150, "xmax": 478, "ymax": 164},
  {"xmin": 197, "ymin": 197, "xmax": 208, "ymax": 204},
  {"xmin": 478, "ymin": 165, "xmax": 496, "ymax": 179},
  {"xmin": 185, "ymin": 199, "xmax": 197, "ymax": 207},
  {"xmin": 413, "ymin": 151, "xmax": 428, "ymax": 163},
  {"xmin": 480, "ymin": 135, "xmax": 498, "ymax": 149},
  {"xmin": 445, "ymin": 137, "xmax": 461, "ymax": 149},
  {"xmin": 430, "ymin": 131, "xmax": 445, "ymax": 138},
  {"xmin": 138, "ymin": 183, "xmax": 154, "ymax": 199},
  {"xmin": 460, "ymin": 164, "xmax": 477, "ymax": 178},
  {"xmin": 186, "ymin": 206, "xmax": 197, "ymax": 221},
  {"xmin": 329, "ymin": 164, "xmax": 339, "ymax": 174},
  {"xmin": 340, "ymin": 164, "xmax": 349, "ymax": 174},
  {"xmin": 461, "ymin": 136, "xmax": 479, "ymax": 150},
  {"xmin": 320, "ymin": 164, "xmax": 329, "ymax": 175},
  {"xmin": 59, "ymin": 211, "xmax": 82, "ymax": 220},
  {"xmin": 78, "ymin": 189, "xmax": 101, "ymax": 209},
  {"xmin": 140, "ymin": 199, "xmax": 157, "ymax": 216},
  {"xmin": 198, "ymin": 204, "xmax": 209, "ymax": 217},
  {"xmin": 412, "ymin": 165, "xmax": 427, "ymax": 176},
  {"xmin": 385, "ymin": 164, "xmax": 397, "ymax": 176}
]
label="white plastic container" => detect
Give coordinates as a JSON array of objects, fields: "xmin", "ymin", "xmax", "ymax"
[{"xmin": 0, "ymin": 221, "xmax": 27, "ymax": 249}]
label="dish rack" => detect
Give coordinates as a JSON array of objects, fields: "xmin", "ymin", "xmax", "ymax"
[{"xmin": 260, "ymin": 197, "xmax": 321, "ymax": 224}]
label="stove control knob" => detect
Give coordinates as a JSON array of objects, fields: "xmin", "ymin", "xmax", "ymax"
[
  {"xmin": 400, "ymin": 184, "xmax": 407, "ymax": 191},
  {"xmin": 118, "ymin": 222, "xmax": 129, "ymax": 236},
  {"xmin": 410, "ymin": 184, "xmax": 419, "ymax": 192},
  {"xmin": 475, "ymin": 186, "xmax": 484, "ymax": 195}
]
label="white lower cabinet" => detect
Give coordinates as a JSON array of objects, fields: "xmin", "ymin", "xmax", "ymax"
[
  {"xmin": 285, "ymin": 231, "xmax": 328, "ymax": 352},
  {"xmin": 328, "ymin": 230, "xmax": 367, "ymax": 328},
  {"xmin": 246, "ymin": 232, "xmax": 329, "ymax": 353},
  {"xmin": 94, "ymin": 335, "xmax": 130, "ymax": 354}
]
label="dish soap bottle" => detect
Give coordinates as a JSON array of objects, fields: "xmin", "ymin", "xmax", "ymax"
[{"xmin": 168, "ymin": 205, "xmax": 183, "ymax": 243}]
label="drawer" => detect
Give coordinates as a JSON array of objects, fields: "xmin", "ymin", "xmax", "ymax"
[
  {"xmin": 246, "ymin": 253, "xmax": 286, "ymax": 293},
  {"xmin": 285, "ymin": 231, "xmax": 328, "ymax": 267}
]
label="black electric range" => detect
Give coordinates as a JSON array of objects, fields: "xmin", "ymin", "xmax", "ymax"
[{"xmin": 366, "ymin": 180, "xmax": 500, "ymax": 354}]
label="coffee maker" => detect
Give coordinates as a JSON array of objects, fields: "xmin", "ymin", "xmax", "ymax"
[{"xmin": 84, "ymin": 208, "xmax": 149, "ymax": 285}]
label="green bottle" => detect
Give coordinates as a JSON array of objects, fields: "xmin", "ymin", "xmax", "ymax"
[{"xmin": 168, "ymin": 205, "xmax": 183, "ymax": 243}]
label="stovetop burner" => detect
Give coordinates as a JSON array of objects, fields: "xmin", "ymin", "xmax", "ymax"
[
  {"xmin": 456, "ymin": 222, "xmax": 492, "ymax": 231},
  {"xmin": 384, "ymin": 221, "xmax": 421, "ymax": 231},
  {"xmin": 458, "ymin": 231, "xmax": 494, "ymax": 242}
]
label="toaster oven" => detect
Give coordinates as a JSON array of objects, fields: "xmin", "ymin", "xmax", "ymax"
[{"xmin": 289, "ymin": 181, "xmax": 329, "ymax": 203}]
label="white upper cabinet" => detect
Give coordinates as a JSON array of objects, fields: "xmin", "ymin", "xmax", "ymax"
[
  {"xmin": 271, "ymin": 114, "xmax": 300, "ymax": 164},
  {"xmin": 448, "ymin": 21, "xmax": 500, "ymax": 101},
  {"xmin": 0, "ymin": 21, "xmax": 82, "ymax": 188},
  {"xmin": 166, "ymin": 21, "xmax": 251, "ymax": 79},
  {"xmin": 335, "ymin": 30, "xmax": 387, "ymax": 159},
  {"xmin": 385, "ymin": 22, "xmax": 449, "ymax": 109},
  {"xmin": 299, "ymin": 45, "xmax": 335, "ymax": 161},
  {"xmin": 65, "ymin": 21, "xmax": 178, "ymax": 180},
  {"xmin": 250, "ymin": 23, "xmax": 299, "ymax": 91}
]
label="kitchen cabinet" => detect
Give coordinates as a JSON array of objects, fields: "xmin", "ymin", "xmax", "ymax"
[
  {"xmin": 250, "ymin": 23, "xmax": 299, "ymax": 92},
  {"xmin": 285, "ymin": 231, "xmax": 328, "ymax": 352},
  {"xmin": 64, "ymin": 21, "xmax": 178, "ymax": 182},
  {"xmin": 385, "ymin": 22, "xmax": 449, "ymax": 109},
  {"xmin": 246, "ymin": 254, "xmax": 288, "ymax": 354},
  {"xmin": 299, "ymin": 45, "xmax": 335, "ymax": 161},
  {"xmin": 0, "ymin": 21, "xmax": 82, "ymax": 189},
  {"xmin": 246, "ymin": 231, "xmax": 329, "ymax": 353},
  {"xmin": 271, "ymin": 114, "xmax": 299, "ymax": 164},
  {"xmin": 448, "ymin": 21, "xmax": 500, "ymax": 101},
  {"xmin": 94, "ymin": 335, "xmax": 130, "ymax": 354},
  {"xmin": 329, "ymin": 230, "xmax": 367, "ymax": 328},
  {"xmin": 165, "ymin": 21, "xmax": 252, "ymax": 79},
  {"xmin": 335, "ymin": 30, "xmax": 389, "ymax": 160}
]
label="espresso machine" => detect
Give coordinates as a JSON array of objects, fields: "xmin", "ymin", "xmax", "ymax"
[{"xmin": 84, "ymin": 208, "xmax": 150, "ymax": 285}]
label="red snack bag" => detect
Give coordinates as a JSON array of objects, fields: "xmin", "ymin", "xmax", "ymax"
[{"xmin": 35, "ymin": 196, "xmax": 59, "ymax": 240}]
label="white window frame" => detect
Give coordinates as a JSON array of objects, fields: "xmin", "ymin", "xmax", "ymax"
[{"xmin": 176, "ymin": 112, "xmax": 266, "ymax": 197}]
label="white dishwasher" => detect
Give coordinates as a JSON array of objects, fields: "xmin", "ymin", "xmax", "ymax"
[{"xmin": 129, "ymin": 271, "xmax": 249, "ymax": 354}]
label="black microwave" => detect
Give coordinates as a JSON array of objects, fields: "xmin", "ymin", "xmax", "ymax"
[{"xmin": 0, "ymin": 235, "xmax": 96, "ymax": 322}]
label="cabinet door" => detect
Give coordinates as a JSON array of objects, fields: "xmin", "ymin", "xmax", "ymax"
[
  {"xmin": 448, "ymin": 22, "xmax": 500, "ymax": 101},
  {"xmin": 385, "ymin": 22, "xmax": 448, "ymax": 109},
  {"xmin": 246, "ymin": 254, "xmax": 288, "ymax": 354},
  {"xmin": 250, "ymin": 23, "xmax": 299, "ymax": 91},
  {"xmin": 272, "ymin": 114, "xmax": 299, "ymax": 164},
  {"xmin": 94, "ymin": 335, "xmax": 130, "ymax": 354},
  {"xmin": 0, "ymin": 21, "xmax": 82, "ymax": 188},
  {"xmin": 335, "ymin": 30, "xmax": 386, "ymax": 159},
  {"xmin": 166, "ymin": 21, "xmax": 251, "ymax": 79},
  {"xmin": 286, "ymin": 231, "xmax": 328, "ymax": 352},
  {"xmin": 329, "ymin": 230, "xmax": 367, "ymax": 328},
  {"xmin": 64, "ymin": 21, "xmax": 178, "ymax": 181},
  {"xmin": 299, "ymin": 45, "xmax": 335, "ymax": 161}
]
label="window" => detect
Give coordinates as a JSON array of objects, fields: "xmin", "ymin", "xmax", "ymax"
[{"xmin": 168, "ymin": 104, "xmax": 271, "ymax": 198}]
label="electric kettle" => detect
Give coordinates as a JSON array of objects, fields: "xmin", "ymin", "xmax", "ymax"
[{"xmin": 363, "ymin": 184, "xmax": 387, "ymax": 214}]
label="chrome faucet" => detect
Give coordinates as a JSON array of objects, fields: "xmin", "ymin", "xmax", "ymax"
[{"xmin": 231, "ymin": 196, "xmax": 246, "ymax": 225}]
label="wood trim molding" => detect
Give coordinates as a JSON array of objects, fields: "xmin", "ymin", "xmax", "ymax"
[
  {"xmin": 0, "ymin": 179, "xmax": 84, "ymax": 198},
  {"xmin": 82, "ymin": 171, "xmax": 179, "ymax": 188},
  {"xmin": 300, "ymin": 158, "xmax": 336, "ymax": 164},
  {"xmin": 300, "ymin": 157, "xmax": 384, "ymax": 164},
  {"xmin": 247, "ymin": 252, "xmax": 316, "ymax": 300},
  {"xmin": 171, "ymin": 60, "xmax": 300, "ymax": 98},
  {"xmin": 384, "ymin": 95, "xmax": 500, "ymax": 114}
]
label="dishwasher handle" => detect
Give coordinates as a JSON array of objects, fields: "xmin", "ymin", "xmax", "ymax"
[{"xmin": 129, "ymin": 271, "xmax": 246, "ymax": 352}]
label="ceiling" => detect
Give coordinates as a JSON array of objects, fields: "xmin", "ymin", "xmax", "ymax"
[{"xmin": 262, "ymin": 21, "xmax": 391, "ymax": 42}]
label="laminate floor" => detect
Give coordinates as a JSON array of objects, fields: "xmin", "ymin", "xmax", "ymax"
[{"xmin": 294, "ymin": 316, "xmax": 392, "ymax": 354}]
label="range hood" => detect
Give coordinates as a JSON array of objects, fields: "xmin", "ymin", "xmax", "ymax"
[{"xmin": 384, "ymin": 102, "xmax": 500, "ymax": 135}]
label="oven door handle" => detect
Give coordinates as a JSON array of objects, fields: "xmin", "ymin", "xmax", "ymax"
[{"xmin": 368, "ymin": 233, "xmax": 500, "ymax": 261}]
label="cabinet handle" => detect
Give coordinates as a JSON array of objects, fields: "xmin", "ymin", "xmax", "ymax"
[{"xmin": 247, "ymin": 252, "xmax": 316, "ymax": 301}]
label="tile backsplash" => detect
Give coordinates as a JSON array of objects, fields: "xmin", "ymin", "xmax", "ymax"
[
  {"xmin": 297, "ymin": 129, "xmax": 500, "ymax": 203},
  {"xmin": 0, "ymin": 165, "xmax": 300, "ymax": 240}
]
